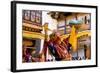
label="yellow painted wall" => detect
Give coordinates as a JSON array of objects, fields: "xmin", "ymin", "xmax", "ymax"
[{"xmin": 23, "ymin": 31, "xmax": 45, "ymax": 40}]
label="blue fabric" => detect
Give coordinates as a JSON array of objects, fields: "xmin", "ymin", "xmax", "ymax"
[{"xmin": 48, "ymin": 43, "xmax": 63, "ymax": 61}]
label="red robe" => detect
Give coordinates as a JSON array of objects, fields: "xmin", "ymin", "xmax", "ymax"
[{"xmin": 53, "ymin": 36, "xmax": 68, "ymax": 59}]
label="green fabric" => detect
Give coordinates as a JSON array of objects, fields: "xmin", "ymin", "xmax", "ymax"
[{"xmin": 69, "ymin": 20, "xmax": 82, "ymax": 25}]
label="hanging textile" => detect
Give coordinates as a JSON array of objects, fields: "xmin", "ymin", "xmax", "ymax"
[{"xmin": 69, "ymin": 26, "xmax": 77, "ymax": 52}]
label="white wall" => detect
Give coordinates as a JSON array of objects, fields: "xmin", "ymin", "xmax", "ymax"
[
  {"xmin": 42, "ymin": 11, "xmax": 58, "ymax": 35},
  {"xmin": 0, "ymin": 0, "xmax": 99, "ymax": 73},
  {"xmin": 78, "ymin": 49, "xmax": 85, "ymax": 59}
]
